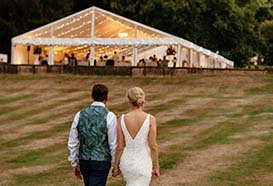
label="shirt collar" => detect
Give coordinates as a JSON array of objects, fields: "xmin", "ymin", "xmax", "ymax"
[{"xmin": 91, "ymin": 101, "xmax": 105, "ymax": 107}]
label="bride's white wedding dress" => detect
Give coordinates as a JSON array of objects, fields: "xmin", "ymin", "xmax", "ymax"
[{"xmin": 119, "ymin": 114, "xmax": 153, "ymax": 186}]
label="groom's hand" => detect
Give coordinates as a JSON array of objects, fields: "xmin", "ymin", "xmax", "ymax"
[
  {"xmin": 112, "ymin": 167, "xmax": 121, "ymax": 177},
  {"xmin": 74, "ymin": 166, "xmax": 82, "ymax": 180}
]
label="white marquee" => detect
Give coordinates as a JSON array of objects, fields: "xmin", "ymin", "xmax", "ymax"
[{"xmin": 11, "ymin": 6, "xmax": 234, "ymax": 68}]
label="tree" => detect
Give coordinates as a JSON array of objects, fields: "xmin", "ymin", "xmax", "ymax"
[
  {"xmin": 0, "ymin": 0, "xmax": 73, "ymax": 61},
  {"xmin": 72, "ymin": 0, "xmax": 110, "ymax": 11},
  {"xmin": 260, "ymin": 20, "xmax": 273, "ymax": 65},
  {"xmin": 107, "ymin": 0, "xmax": 265, "ymax": 67},
  {"xmin": 0, "ymin": 0, "xmax": 272, "ymax": 66}
]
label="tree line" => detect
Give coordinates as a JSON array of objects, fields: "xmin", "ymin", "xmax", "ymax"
[{"xmin": 0, "ymin": 0, "xmax": 272, "ymax": 66}]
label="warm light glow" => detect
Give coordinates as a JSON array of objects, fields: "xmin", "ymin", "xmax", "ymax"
[{"xmin": 118, "ymin": 32, "xmax": 128, "ymax": 37}]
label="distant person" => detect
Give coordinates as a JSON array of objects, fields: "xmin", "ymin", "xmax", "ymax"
[
  {"xmin": 168, "ymin": 60, "xmax": 173, "ymax": 68},
  {"xmin": 148, "ymin": 56, "xmax": 157, "ymax": 67},
  {"xmin": 63, "ymin": 54, "xmax": 69, "ymax": 65},
  {"xmin": 137, "ymin": 59, "xmax": 145, "ymax": 67},
  {"xmin": 106, "ymin": 59, "xmax": 115, "ymax": 66},
  {"xmin": 35, "ymin": 56, "xmax": 42, "ymax": 65},
  {"xmin": 69, "ymin": 53, "xmax": 78, "ymax": 66},
  {"xmin": 104, "ymin": 55, "xmax": 108, "ymax": 60},
  {"xmin": 112, "ymin": 87, "xmax": 160, "ymax": 185},
  {"xmin": 96, "ymin": 56, "xmax": 104, "ymax": 66},
  {"xmin": 161, "ymin": 56, "xmax": 168, "ymax": 67},
  {"xmin": 120, "ymin": 56, "xmax": 126, "ymax": 63},
  {"xmin": 85, "ymin": 50, "xmax": 90, "ymax": 61},
  {"xmin": 68, "ymin": 84, "xmax": 117, "ymax": 186},
  {"xmin": 157, "ymin": 59, "xmax": 162, "ymax": 67},
  {"xmin": 147, "ymin": 56, "xmax": 153, "ymax": 63},
  {"xmin": 168, "ymin": 57, "xmax": 177, "ymax": 68},
  {"xmin": 153, "ymin": 54, "xmax": 157, "ymax": 62},
  {"xmin": 172, "ymin": 57, "xmax": 177, "ymax": 68},
  {"xmin": 182, "ymin": 60, "xmax": 188, "ymax": 67},
  {"xmin": 97, "ymin": 56, "xmax": 104, "ymax": 63},
  {"xmin": 41, "ymin": 55, "xmax": 48, "ymax": 65},
  {"xmin": 112, "ymin": 51, "xmax": 119, "ymax": 63},
  {"xmin": 104, "ymin": 55, "xmax": 108, "ymax": 62}
]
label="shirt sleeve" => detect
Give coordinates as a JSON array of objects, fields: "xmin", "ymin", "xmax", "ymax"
[
  {"xmin": 68, "ymin": 111, "xmax": 80, "ymax": 167},
  {"xmin": 107, "ymin": 112, "xmax": 118, "ymax": 162}
]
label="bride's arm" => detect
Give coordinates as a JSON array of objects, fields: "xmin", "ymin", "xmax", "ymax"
[
  {"xmin": 112, "ymin": 117, "xmax": 124, "ymax": 176},
  {"xmin": 148, "ymin": 115, "xmax": 160, "ymax": 178}
]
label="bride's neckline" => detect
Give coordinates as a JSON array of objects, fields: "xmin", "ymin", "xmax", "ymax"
[{"xmin": 122, "ymin": 114, "xmax": 149, "ymax": 141}]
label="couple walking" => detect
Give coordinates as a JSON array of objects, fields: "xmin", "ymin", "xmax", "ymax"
[{"xmin": 68, "ymin": 84, "xmax": 160, "ymax": 186}]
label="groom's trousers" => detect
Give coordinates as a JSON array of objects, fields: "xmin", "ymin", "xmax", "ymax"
[{"xmin": 79, "ymin": 160, "xmax": 111, "ymax": 186}]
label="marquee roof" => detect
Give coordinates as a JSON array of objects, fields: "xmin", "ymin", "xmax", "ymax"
[{"xmin": 11, "ymin": 6, "xmax": 233, "ymax": 66}]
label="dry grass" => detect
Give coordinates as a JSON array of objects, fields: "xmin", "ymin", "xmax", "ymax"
[{"xmin": 0, "ymin": 74, "xmax": 273, "ymax": 186}]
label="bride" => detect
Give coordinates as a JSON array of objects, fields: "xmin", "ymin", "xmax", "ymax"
[{"xmin": 112, "ymin": 87, "xmax": 160, "ymax": 186}]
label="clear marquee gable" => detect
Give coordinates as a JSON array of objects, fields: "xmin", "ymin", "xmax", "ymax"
[{"xmin": 11, "ymin": 6, "xmax": 234, "ymax": 68}]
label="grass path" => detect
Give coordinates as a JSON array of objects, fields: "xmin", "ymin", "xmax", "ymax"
[{"xmin": 0, "ymin": 74, "xmax": 273, "ymax": 186}]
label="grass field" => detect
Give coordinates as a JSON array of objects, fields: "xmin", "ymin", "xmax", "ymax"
[{"xmin": 0, "ymin": 73, "xmax": 273, "ymax": 186}]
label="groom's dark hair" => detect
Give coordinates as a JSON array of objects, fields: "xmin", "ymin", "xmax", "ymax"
[{"xmin": 92, "ymin": 84, "xmax": 108, "ymax": 102}]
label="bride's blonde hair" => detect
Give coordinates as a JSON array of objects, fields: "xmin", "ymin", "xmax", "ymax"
[{"xmin": 126, "ymin": 87, "xmax": 145, "ymax": 107}]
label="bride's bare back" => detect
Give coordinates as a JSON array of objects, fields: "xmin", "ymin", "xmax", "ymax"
[{"xmin": 123, "ymin": 111, "xmax": 148, "ymax": 140}]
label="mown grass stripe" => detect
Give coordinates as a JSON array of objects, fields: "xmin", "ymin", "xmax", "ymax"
[
  {"xmin": 7, "ymin": 144, "xmax": 66, "ymax": 168},
  {"xmin": 1, "ymin": 121, "xmax": 71, "ymax": 148},
  {"xmin": 0, "ymin": 93, "xmax": 88, "ymax": 125},
  {"xmin": 188, "ymin": 121, "xmax": 250, "ymax": 150},
  {"xmin": 0, "ymin": 95, "xmax": 34, "ymax": 105},
  {"xmin": 207, "ymin": 138, "xmax": 273, "ymax": 186}
]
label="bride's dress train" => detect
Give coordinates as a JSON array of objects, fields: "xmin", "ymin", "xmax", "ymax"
[{"xmin": 119, "ymin": 114, "xmax": 152, "ymax": 186}]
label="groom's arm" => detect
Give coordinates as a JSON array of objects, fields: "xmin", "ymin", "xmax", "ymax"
[
  {"xmin": 68, "ymin": 111, "xmax": 80, "ymax": 167},
  {"xmin": 107, "ymin": 112, "xmax": 118, "ymax": 161}
]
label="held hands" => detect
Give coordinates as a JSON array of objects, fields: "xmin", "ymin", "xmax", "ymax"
[
  {"xmin": 112, "ymin": 166, "xmax": 121, "ymax": 177},
  {"xmin": 74, "ymin": 166, "xmax": 82, "ymax": 180},
  {"xmin": 152, "ymin": 168, "xmax": 160, "ymax": 178}
]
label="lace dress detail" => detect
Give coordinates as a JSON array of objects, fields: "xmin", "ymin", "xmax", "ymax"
[{"xmin": 120, "ymin": 114, "xmax": 153, "ymax": 186}]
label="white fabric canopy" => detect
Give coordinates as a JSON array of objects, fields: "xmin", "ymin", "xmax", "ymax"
[
  {"xmin": 11, "ymin": 6, "xmax": 234, "ymax": 67},
  {"xmin": 12, "ymin": 37, "xmax": 193, "ymax": 47}
]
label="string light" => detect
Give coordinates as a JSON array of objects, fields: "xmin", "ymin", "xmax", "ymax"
[
  {"xmin": 20, "ymin": 9, "xmax": 162, "ymax": 40},
  {"xmin": 15, "ymin": 8, "xmax": 233, "ymax": 67}
]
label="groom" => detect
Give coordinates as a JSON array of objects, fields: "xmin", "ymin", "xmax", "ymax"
[{"xmin": 68, "ymin": 84, "xmax": 117, "ymax": 186}]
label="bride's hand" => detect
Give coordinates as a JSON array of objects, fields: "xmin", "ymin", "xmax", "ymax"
[
  {"xmin": 112, "ymin": 167, "xmax": 121, "ymax": 177},
  {"xmin": 152, "ymin": 168, "xmax": 160, "ymax": 178}
]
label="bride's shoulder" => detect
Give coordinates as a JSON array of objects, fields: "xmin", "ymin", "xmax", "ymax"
[
  {"xmin": 117, "ymin": 113, "xmax": 125, "ymax": 121},
  {"xmin": 149, "ymin": 114, "xmax": 156, "ymax": 120},
  {"xmin": 147, "ymin": 114, "xmax": 156, "ymax": 125},
  {"xmin": 149, "ymin": 114, "xmax": 155, "ymax": 119},
  {"xmin": 142, "ymin": 112, "xmax": 155, "ymax": 119},
  {"xmin": 122, "ymin": 112, "xmax": 131, "ymax": 118},
  {"xmin": 118, "ymin": 112, "xmax": 130, "ymax": 120},
  {"xmin": 144, "ymin": 112, "xmax": 154, "ymax": 118}
]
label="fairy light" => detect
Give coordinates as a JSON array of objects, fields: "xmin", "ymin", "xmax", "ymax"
[
  {"xmin": 118, "ymin": 32, "xmax": 128, "ymax": 37},
  {"xmin": 19, "ymin": 8, "xmax": 174, "ymax": 63}
]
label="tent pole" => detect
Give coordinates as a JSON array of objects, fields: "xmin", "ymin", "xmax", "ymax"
[
  {"xmin": 215, "ymin": 54, "xmax": 218, "ymax": 68},
  {"xmin": 49, "ymin": 26, "xmax": 54, "ymax": 65},
  {"xmin": 132, "ymin": 47, "xmax": 138, "ymax": 66},
  {"xmin": 198, "ymin": 52, "xmax": 201, "ymax": 68},
  {"xmin": 189, "ymin": 48, "xmax": 193, "ymax": 68},
  {"xmin": 90, "ymin": 46, "xmax": 95, "ymax": 66},
  {"xmin": 132, "ymin": 25, "xmax": 138, "ymax": 66},
  {"xmin": 216, "ymin": 53, "xmax": 218, "ymax": 68},
  {"xmin": 90, "ymin": 8, "xmax": 95, "ymax": 66},
  {"xmin": 49, "ymin": 45, "xmax": 54, "ymax": 66},
  {"xmin": 177, "ymin": 45, "xmax": 182, "ymax": 67},
  {"xmin": 11, "ymin": 43, "xmax": 15, "ymax": 64},
  {"xmin": 198, "ymin": 47, "xmax": 203, "ymax": 68}
]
